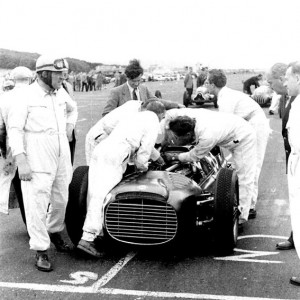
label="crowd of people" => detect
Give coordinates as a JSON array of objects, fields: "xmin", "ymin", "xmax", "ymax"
[{"xmin": 1, "ymin": 56, "xmax": 300, "ymax": 288}]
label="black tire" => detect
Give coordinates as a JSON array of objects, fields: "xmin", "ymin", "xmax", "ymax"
[
  {"xmin": 65, "ymin": 166, "xmax": 89, "ymax": 246},
  {"xmin": 213, "ymin": 168, "xmax": 239, "ymax": 256}
]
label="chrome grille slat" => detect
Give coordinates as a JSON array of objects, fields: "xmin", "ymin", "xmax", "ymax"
[{"xmin": 105, "ymin": 193, "xmax": 178, "ymax": 245}]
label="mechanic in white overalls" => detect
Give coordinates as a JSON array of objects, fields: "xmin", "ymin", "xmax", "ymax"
[
  {"xmin": 0, "ymin": 67, "xmax": 33, "ymax": 215},
  {"xmin": 77, "ymin": 102, "xmax": 166, "ymax": 258},
  {"xmin": 8, "ymin": 55, "xmax": 78, "ymax": 272},
  {"xmin": 85, "ymin": 100, "xmax": 143, "ymax": 165},
  {"xmin": 204, "ymin": 69, "xmax": 270, "ymax": 219},
  {"xmin": 284, "ymin": 62, "xmax": 300, "ymax": 286},
  {"xmin": 161, "ymin": 108, "xmax": 256, "ymax": 226}
]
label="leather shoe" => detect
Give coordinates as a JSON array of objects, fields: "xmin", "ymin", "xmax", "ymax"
[
  {"xmin": 35, "ymin": 251, "xmax": 53, "ymax": 272},
  {"xmin": 276, "ymin": 240, "xmax": 295, "ymax": 250},
  {"xmin": 290, "ymin": 277, "xmax": 300, "ymax": 286},
  {"xmin": 49, "ymin": 232, "xmax": 72, "ymax": 252},
  {"xmin": 77, "ymin": 239, "xmax": 103, "ymax": 258}
]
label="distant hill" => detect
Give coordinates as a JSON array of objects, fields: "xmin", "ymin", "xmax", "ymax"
[{"xmin": 0, "ymin": 48, "xmax": 105, "ymax": 73}]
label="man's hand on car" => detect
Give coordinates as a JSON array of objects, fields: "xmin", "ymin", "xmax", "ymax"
[{"xmin": 155, "ymin": 156, "xmax": 166, "ymax": 166}]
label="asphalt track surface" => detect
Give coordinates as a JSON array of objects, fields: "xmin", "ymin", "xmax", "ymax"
[{"xmin": 1, "ymin": 88, "xmax": 300, "ymax": 300}]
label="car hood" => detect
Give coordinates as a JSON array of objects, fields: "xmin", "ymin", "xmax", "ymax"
[{"xmin": 109, "ymin": 171, "xmax": 202, "ymax": 209}]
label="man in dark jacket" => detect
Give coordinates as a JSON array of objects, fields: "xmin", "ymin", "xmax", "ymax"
[
  {"xmin": 243, "ymin": 74, "xmax": 263, "ymax": 95},
  {"xmin": 267, "ymin": 63, "xmax": 294, "ymax": 251},
  {"xmin": 102, "ymin": 59, "xmax": 183, "ymax": 116}
]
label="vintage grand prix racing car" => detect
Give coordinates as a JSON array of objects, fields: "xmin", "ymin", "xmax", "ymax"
[{"xmin": 65, "ymin": 145, "xmax": 239, "ymax": 256}]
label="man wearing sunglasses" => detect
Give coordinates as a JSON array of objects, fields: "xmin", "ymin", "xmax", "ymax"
[{"xmin": 8, "ymin": 55, "xmax": 78, "ymax": 272}]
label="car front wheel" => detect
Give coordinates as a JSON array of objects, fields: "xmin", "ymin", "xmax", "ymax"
[
  {"xmin": 213, "ymin": 168, "xmax": 239, "ymax": 256},
  {"xmin": 65, "ymin": 166, "xmax": 89, "ymax": 246}
]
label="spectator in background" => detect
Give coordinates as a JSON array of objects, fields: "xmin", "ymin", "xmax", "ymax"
[
  {"xmin": 96, "ymin": 71, "xmax": 104, "ymax": 91},
  {"xmin": 267, "ymin": 62, "xmax": 295, "ymax": 251},
  {"xmin": 91, "ymin": 73, "xmax": 97, "ymax": 91},
  {"xmin": 87, "ymin": 73, "xmax": 94, "ymax": 92},
  {"xmin": 81, "ymin": 72, "xmax": 88, "ymax": 92},
  {"xmin": 119, "ymin": 71, "xmax": 127, "ymax": 86},
  {"xmin": 68, "ymin": 71, "xmax": 75, "ymax": 91},
  {"xmin": 75, "ymin": 72, "xmax": 82, "ymax": 92},
  {"xmin": 102, "ymin": 59, "xmax": 183, "ymax": 116},
  {"xmin": 196, "ymin": 69, "xmax": 208, "ymax": 88},
  {"xmin": 184, "ymin": 66, "xmax": 194, "ymax": 100},
  {"xmin": 114, "ymin": 71, "xmax": 120, "ymax": 87},
  {"xmin": 243, "ymin": 74, "xmax": 263, "ymax": 95}
]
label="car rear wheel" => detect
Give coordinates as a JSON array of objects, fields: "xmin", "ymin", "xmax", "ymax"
[
  {"xmin": 65, "ymin": 166, "xmax": 89, "ymax": 246},
  {"xmin": 213, "ymin": 168, "xmax": 239, "ymax": 256}
]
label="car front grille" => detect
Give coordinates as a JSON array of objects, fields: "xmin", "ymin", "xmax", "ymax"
[{"xmin": 105, "ymin": 193, "xmax": 177, "ymax": 245}]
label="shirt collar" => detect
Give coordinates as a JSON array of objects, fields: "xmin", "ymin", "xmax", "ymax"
[{"xmin": 127, "ymin": 82, "xmax": 139, "ymax": 93}]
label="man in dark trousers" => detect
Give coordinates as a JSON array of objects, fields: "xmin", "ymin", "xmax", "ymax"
[
  {"xmin": 243, "ymin": 74, "xmax": 263, "ymax": 95},
  {"xmin": 267, "ymin": 62, "xmax": 294, "ymax": 251}
]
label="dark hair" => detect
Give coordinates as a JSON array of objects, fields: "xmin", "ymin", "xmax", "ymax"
[
  {"xmin": 125, "ymin": 59, "xmax": 143, "ymax": 79},
  {"xmin": 288, "ymin": 61, "xmax": 300, "ymax": 76},
  {"xmin": 269, "ymin": 63, "xmax": 288, "ymax": 79},
  {"xmin": 144, "ymin": 100, "xmax": 165, "ymax": 115},
  {"xmin": 154, "ymin": 90, "xmax": 162, "ymax": 98},
  {"xmin": 208, "ymin": 69, "xmax": 227, "ymax": 88},
  {"xmin": 169, "ymin": 116, "xmax": 196, "ymax": 136}
]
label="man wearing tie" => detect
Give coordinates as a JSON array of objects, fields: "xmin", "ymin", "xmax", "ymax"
[{"xmin": 102, "ymin": 59, "xmax": 183, "ymax": 116}]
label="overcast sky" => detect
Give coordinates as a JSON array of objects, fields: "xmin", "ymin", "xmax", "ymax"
[{"xmin": 1, "ymin": 0, "xmax": 300, "ymax": 70}]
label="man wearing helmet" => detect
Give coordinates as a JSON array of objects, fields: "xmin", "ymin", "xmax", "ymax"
[
  {"xmin": 0, "ymin": 66, "xmax": 33, "ymax": 217},
  {"xmin": 8, "ymin": 55, "xmax": 78, "ymax": 272}
]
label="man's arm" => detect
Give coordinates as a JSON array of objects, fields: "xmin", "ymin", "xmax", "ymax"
[
  {"xmin": 102, "ymin": 88, "xmax": 120, "ymax": 116},
  {"xmin": 8, "ymin": 102, "xmax": 32, "ymax": 180}
]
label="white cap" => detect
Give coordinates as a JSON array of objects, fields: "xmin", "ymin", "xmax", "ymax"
[
  {"xmin": 11, "ymin": 66, "xmax": 33, "ymax": 80},
  {"xmin": 36, "ymin": 55, "xmax": 69, "ymax": 72}
]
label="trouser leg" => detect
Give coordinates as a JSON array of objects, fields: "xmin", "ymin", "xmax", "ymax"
[
  {"xmin": 250, "ymin": 121, "xmax": 269, "ymax": 208},
  {"xmin": 232, "ymin": 139, "xmax": 256, "ymax": 222},
  {"xmin": 22, "ymin": 173, "xmax": 53, "ymax": 251},
  {"xmin": 288, "ymin": 155, "xmax": 300, "ymax": 259},
  {"xmin": 82, "ymin": 164, "xmax": 123, "ymax": 241},
  {"xmin": 46, "ymin": 157, "xmax": 71, "ymax": 234}
]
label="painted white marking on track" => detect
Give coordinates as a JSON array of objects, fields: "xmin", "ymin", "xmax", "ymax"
[
  {"xmin": 60, "ymin": 271, "xmax": 98, "ymax": 285},
  {"xmin": 77, "ymin": 118, "xmax": 86, "ymax": 122},
  {"xmin": 0, "ymin": 283, "xmax": 297, "ymax": 300},
  {"xmin": 215, "ymin": 235, "xmax": 288, "ymax": 263},
  {"xmin": 92, "ymin": 251, "xmax": 137, "ymax": 291}
]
